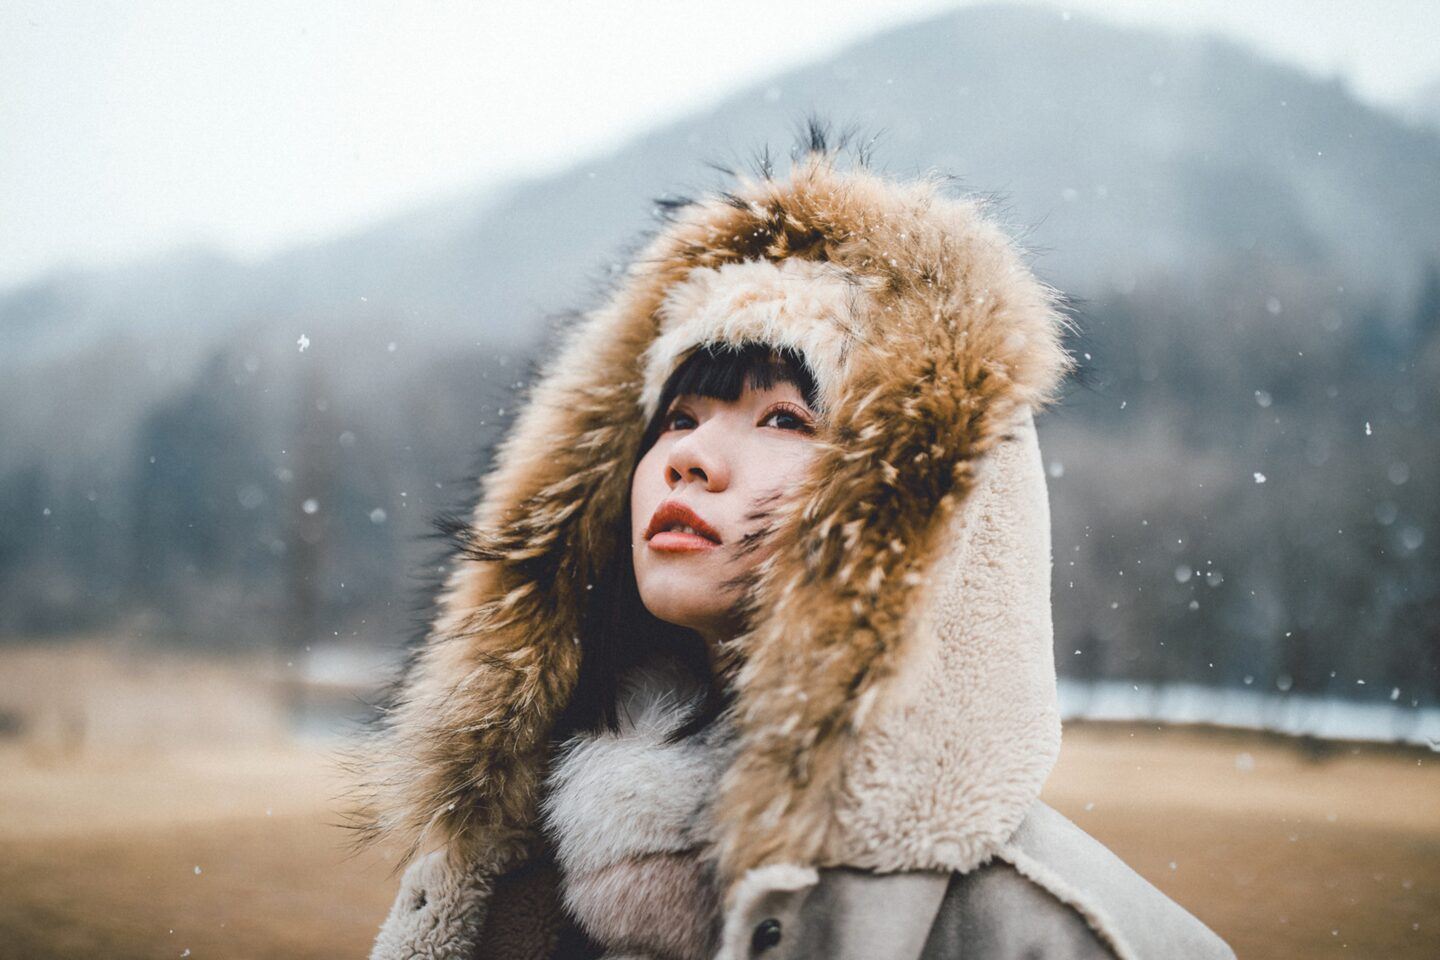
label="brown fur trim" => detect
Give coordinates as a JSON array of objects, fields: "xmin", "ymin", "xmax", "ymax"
[{"xmin": 343, "ymin": 142, "xmax": 1075, "ymax": 886}]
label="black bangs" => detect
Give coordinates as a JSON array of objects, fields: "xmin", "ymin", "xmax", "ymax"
[
  {"xmin": 662, "ymin": 340, "xmax": 820, "ymax": 408},
  {"xmin": 636, "ymin": 341, "xmax": 821, "ymax": 459}
]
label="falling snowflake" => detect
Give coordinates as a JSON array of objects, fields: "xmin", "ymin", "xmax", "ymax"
[
  {"xmin": 1253, "ymin": 472, "xmax": 1266, "ymax": 484},
  {"xmin": 297, "ymin": 333, "xmax": 311, "ymax": 352}
]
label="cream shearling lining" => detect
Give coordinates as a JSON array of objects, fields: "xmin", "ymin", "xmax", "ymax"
[
  {"xmin": 830, "ymin": 410, "xmax": 1060, "ymax": 873},
  {"xmin": 639, "ymin": 257, "xmax": 880, "ymax": 421},
  {"xmin": 368, "ymin": 847, "xmax": 496, "ymax": 960}
]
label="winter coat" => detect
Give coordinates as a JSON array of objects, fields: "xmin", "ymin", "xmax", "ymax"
[{"xmin": 348, "ymin": 133, "xmax": 1237, "ymax": 959}]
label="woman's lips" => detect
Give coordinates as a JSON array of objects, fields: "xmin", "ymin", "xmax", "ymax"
[
  {"xmin": 647, "ymin": 530, "xmax": 720, "ymax": 552},
  {"xmin": 644, "ymin": 499, "xmax": 723, "ymax": 552}
]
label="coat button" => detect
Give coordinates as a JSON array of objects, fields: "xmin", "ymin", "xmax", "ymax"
[{"xmin": 751, "ymin": 917, "xmax": 783, "ymax": 953}]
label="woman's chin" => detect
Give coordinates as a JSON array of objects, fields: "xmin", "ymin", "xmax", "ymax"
[{"xmin": 638, "ymin": 582, "xmax": 731, "ymax": 636}]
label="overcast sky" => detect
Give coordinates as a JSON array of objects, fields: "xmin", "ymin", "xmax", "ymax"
[{"xmin": 3, "ymin": 0, "xmax": 1437, "ymax": 290}]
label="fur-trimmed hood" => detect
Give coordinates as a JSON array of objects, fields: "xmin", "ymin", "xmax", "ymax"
[{"xmin": 348, "ymin": 130, "xmax": 1076, "ymax": 909}]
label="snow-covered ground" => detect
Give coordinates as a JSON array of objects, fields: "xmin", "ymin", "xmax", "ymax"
[{"xmin": 1058, "ymin": 679, "xmax": 1440, "ymax": 748}]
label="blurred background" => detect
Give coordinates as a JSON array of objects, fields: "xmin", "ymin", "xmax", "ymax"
[{"xmin": 2, "ymin": 2, "xmax": 1437, "ymax": 958}]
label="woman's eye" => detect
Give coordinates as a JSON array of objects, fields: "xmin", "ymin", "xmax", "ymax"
[
  {"xmin": 761, "ymin": 405, "xmax": 815, "ymax": 433},
  {"xmin": 663, "ymin": 408, "xmax": 696, "ymax": 431}
]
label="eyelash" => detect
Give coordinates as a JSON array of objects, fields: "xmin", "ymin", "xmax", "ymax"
[
  {"xmin": 760, "ymin": 402, "xmax": 816, "ymax": 433},
  {"xmin": 662, "ymin": 402, "xmax": 815, "ymax": 434}
]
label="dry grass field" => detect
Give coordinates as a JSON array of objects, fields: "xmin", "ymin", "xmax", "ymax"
[{"xmin": 0, "ymin": 641, "xmax": 1435, "ymax": 959}]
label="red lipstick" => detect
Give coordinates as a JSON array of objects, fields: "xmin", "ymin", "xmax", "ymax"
[{"xmin": 644, "ymin": 500, "xmax": 722, "ymax": 552}]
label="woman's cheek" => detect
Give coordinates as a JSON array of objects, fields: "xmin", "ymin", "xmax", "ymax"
[
  {"xmin": 762, "ymin": 439, "xmax": 818, "ymax": 488},
  {"xmin": 629, "ymin": 449, "xmax": 666, "ymax": 541}
]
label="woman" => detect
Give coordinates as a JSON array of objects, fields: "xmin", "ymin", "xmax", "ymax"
[{"xmin": 348, "ymin": 127, "xmax": 1236, "ymax": 959}]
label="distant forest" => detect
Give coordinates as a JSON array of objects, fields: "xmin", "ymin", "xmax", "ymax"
[{"xmin": 2, "ymin": 254, "xmax": 1436, "ymax": 706}]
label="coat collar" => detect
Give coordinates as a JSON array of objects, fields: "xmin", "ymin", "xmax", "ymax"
[{"xmin": 347, "ymin": 140, "xmax": 1075, "ymax": 903}]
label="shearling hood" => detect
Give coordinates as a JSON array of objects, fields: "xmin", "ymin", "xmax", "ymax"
[{"xmin": 349, "ymin": 130, "xmax": 1076, "ymax": 905}]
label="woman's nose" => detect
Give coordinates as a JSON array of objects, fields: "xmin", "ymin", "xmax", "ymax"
[{"xmin": 664, "ymin": 424, "xmax": 731, "ymax": 492}]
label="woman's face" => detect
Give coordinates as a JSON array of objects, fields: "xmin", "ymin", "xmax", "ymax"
[{"xmin": 630, "ymin": 377, "xmax": 820, "ymax": 647}]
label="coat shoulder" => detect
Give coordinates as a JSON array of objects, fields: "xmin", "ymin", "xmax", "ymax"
[
  {"xmin": 991, "ymin": 801, "xmax": 1237, "ymax": 960},
  {"xmin": 741, "ymin": 801, "xmax": 1236, "ymax": 960}
]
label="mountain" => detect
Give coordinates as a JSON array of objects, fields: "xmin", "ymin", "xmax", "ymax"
[
  {"xmin": 6, "ymin": 6, "xmax": 1439, "ymax": 442},
  {"xmin": 5, "ymin": 5, "xmax": 1439, "ymax": 462},
  {"xmin": 1404, "ymin": 74, "xmax": 1440, "ymax": 132},
  {"xmin": 392, "ymin": 3, "xmax": 1440, "ymax": 314}
]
